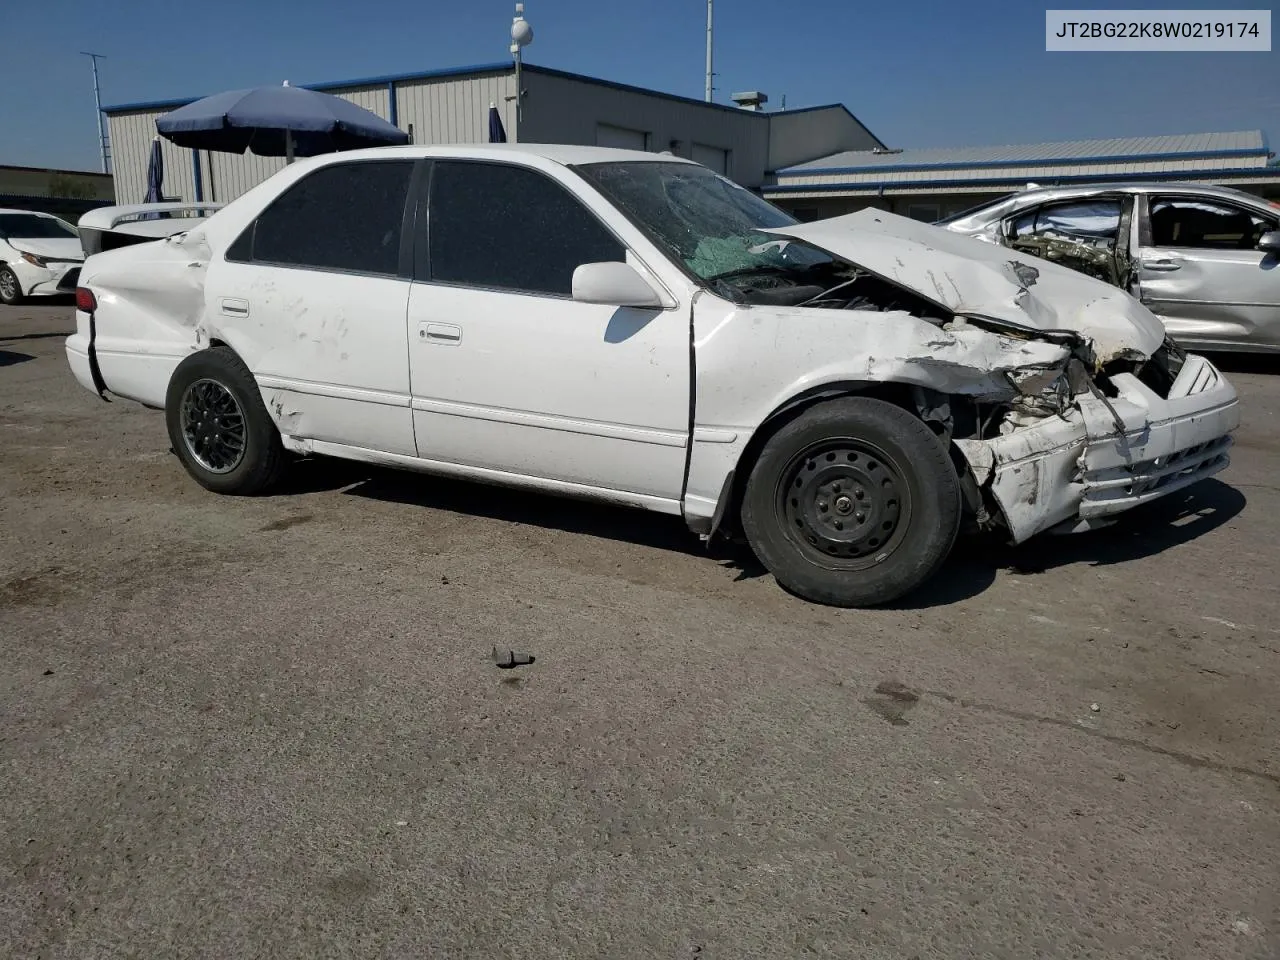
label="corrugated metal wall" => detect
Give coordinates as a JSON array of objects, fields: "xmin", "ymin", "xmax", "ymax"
[
  {"xmin": 767, "ymin": 108, "xmax": 882, "ymax": 174},
  {"xmin": 106, "ymin": 68, "xmax": 800, "ymax": 204},
  {"xmin": 519, "ymin": 72, "xmax": 771, "ymax": 186},
  {"xmin": 108, "ymin": 83, "xmax": 404, "ymax": 206},
  {"xmin": 395, "ymin": 73, "xmax": 515, "ymax": 145},
  {"xmin": 109, "ymin": 110, "xmax": 198, "ymax": 205}
]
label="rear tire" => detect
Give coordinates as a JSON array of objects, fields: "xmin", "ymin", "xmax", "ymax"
[
  {"xmin": 740, "ymin": 397, "xmax": 961, "ymax": 607},
  {"xmin": 165, "ymin": 346, "xmax": 287, "ymax": 495},
  {"xmin": 0, "ymin": 266, "xmax": 23, "ymax": 305}
]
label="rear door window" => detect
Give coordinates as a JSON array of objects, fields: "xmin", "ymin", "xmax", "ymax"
[
  {"xmin": 1148, "ymin": 197, "xmax": 1275, "ymax": 250},
  {"xmin": 228, "ymin": 160, "xmax": 415, "ymax": 275}
]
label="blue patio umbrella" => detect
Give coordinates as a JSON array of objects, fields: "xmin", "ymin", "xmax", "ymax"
[
  {"xmin": 141, "ymin": 137, "xmax": 164, "ymax": 219},
  {"xmin": 155, "ymin": 81, "xmax": 409, "ymax": 161},
  {"xmin": 488, "ymin": 103, "xmax": 507, "ymax": 144}
]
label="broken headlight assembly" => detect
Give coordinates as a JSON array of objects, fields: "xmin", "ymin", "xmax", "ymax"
[{"xmin": 1004, "ymin": 362, "xmax": 1074, "ymax": 416}]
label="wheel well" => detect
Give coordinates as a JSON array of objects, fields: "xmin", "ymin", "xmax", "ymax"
[{"xmin": 713, "ymin": 381, "xmax": 938, "ymax": 542}]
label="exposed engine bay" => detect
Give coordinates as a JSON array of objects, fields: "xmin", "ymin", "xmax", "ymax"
[{"xmin": 712, "ymin": 252, "xmax": 1194, "ymax": 538}]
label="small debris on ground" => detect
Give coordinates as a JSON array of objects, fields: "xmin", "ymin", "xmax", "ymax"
[
  {"xmin": 1113, "ymin": 773, "xmax": 1126, "ymax": 782},
  {"xmin": 1090, "ymin": 703, "xmax": 1101, "ymax": 712},
  {"xmin": 863, "ymin": 679, "xmax": 920, "ymax": 726},
  {"xmin": 492, "ymin": 646, "xmax": 535, "ymax": 669},
  {"xmin": 42, "ymin": 669, "xmax": 54, "ymax": 676}
]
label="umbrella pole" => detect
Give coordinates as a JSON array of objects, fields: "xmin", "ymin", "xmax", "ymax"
[{"xmin": 285, "ymin": 129, "xmax": 295, "ymax": 165}]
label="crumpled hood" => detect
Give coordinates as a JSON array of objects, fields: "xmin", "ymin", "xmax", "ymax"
[
  {"xmin": 10, "ymin": 237, "xmax": 84, "ymax": 262},
  {"xmin": 764, "ymin": 208, "xmax": 1165, "ymax": 362}
]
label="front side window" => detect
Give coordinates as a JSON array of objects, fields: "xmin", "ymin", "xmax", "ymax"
[
  {"xmin": 1010, "ymin": 199, "xmax": 1122, "ymax": 242},
  {"xmin": 0, "ymin": 214, "xmax": 78, "ymax": 241},
  {"xmin": 426, "ymin": 161, "xmax": 625, "ymax": 297},
  {"xmin": 229, "ymin": 160, "xmax": 414, "ymax": 275},
  {"xmin": 1149, "ymin": 197, "xmax": 1274, "ymax": 250},
  {"xmin": 573, "ymin": 161, "xmax": 831, "ymax": 283}
]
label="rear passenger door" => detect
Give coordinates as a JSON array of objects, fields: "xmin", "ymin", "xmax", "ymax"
[
  {"xmin": 208, "ymin": 159, "xmax": 419, "ymax": 456},
  {"xmin": 1136, "ymin": 194, "xmax": 1280, "ymax": 346}
]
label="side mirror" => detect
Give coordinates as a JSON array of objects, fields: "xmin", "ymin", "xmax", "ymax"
[
  {"xmin": 571, "ymin": 261, "xmax": 662, "ymax": 308},
  {"xmin": 1257, "ymin": 229, "xmax": 1280, "ymax": 254}
]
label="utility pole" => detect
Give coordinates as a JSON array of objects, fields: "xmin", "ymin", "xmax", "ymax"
[
  {"xmin": 704, "ymin": 0, "xmax": 714, "ymax": 102},
  {"xmin": 81, "ymin": 51, "xmax": 109, "ymax": 173}
]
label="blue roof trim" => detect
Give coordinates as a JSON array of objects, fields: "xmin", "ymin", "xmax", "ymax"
[
  {"xmin": 762, "ymin": 166, "xmax": 1280, "ymax": 194},
  {"xmin": 99, "ymin": 62, "xmax": 882, "ymax": 146},
  {"xmin": 517, "ymin": 64, "xmax": 781, "ymax": 116},
  {"xmin": 771, "ymin": 103, "xmax": 846, "ymax": 117},
  {"xmin": 102, "ymin": 61, "xmax": 514, "ymax": 113},
  {"xmin": 779, "ymin": 146, "xmax": 1269, "ymax": 176}
]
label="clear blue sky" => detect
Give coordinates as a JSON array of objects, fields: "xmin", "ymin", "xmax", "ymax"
[{"xmin": 2, "ymin": 0, "xmax": 1276, "ymax": 171}]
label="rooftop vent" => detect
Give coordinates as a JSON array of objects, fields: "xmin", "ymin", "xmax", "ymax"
[{"xmin": 731, "ymin": 90, "xmax": 768, "ymax": 111}]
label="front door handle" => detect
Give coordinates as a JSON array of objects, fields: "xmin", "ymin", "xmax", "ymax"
[
  {"xmin": 220, "ymin": 297, "xmax": 250, "ymax": 317},
  {"xmin": 1141, "ymin": 259, "xmax": 1182, "ymax": 272},
  {"xmin": 419, "ymin": 322, "xmax": 462, "ymax": 345}
]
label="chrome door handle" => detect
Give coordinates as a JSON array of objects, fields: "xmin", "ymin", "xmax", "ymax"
[
  {"xmin": 1141, "ymin": 259, "xmax": 1181, "ymax": 272},
  {"xmin": 419, "ymin": 322, "xmax": 462, "ymax": 344},
  {"xmin": 220, "ymin": 298, "xmax": 250, "ymax": 317}
]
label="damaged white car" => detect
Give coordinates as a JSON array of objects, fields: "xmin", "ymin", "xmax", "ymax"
[{"xmin": 65, "ymin": 145, "xmax": 1240, "ymax": 607}]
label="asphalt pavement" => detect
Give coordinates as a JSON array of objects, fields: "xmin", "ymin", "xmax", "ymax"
[{"xmin": 3, "ymin": 302, "xmax": 1279, "ymax": 959}]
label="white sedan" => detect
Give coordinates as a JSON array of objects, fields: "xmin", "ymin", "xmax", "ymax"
[
  {"xmin": 0, "ymin": 208, "xmax": 84, "ymax": 304},
  {"xmin": 64, "ymin": 145, "xmax": 1240, "ymax": 607}
]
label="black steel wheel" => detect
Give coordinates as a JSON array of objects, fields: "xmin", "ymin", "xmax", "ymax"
[
  {"xmin": 165, "ymin": 347, "xmax": 287, "ymax": 495},
  {"xmin": 777, "ymin": 438, "xmax": 912, "ymax": 569},
  {"xmin": 741, "ymin": 396, "xmax": 961, "ymax": 607}
]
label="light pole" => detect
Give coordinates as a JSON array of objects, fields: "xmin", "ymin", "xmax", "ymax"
[
  {"xmin": 510, "ymin": 2, "xmax": 534, "ymax": 140},
  {"xmin": 81, "ymin": 51, "xmax": 109, "ymax": 173},
  {"xmin": 705, "ymin": 0, "xmax": 714, "ymax": 102}
]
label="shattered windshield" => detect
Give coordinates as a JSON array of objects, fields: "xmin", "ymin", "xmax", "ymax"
[
  {"xmin": 573, "ymin": 161, "xmax": 831, "ymax": 282},
  {"xmin": 0, "ymin": 214, "xmax": 78, "ymax": 241}
]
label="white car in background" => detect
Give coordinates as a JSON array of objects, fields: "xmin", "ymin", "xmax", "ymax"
[
  {"xmin": 0, "ymin": 209, "xmax": 84, "ymax": 305},
  {"xmin": 65, "ymin": 145, "xmax": 1241, "ymax": 607}
]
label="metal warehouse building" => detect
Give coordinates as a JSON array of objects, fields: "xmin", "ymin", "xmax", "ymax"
[
  {"xmin": 102, "ymin": 62, "xmax": 884, "ymax": 207},
  {"xmin": 764, "ymin": 130, "xmax": 1280, "ymax": 222}
]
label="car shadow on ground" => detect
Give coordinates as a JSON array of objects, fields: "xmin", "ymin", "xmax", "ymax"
[
  {"xmin": 0, "ymin": 331, "xmax": 73, "ymax": 343},
  {"xmin": 282, "ymin": 456, "xmax": 713, "ymax": 558},
  {"xmin": 893, "ymin": 478, "xmax": 1247, "ymax": 609},
  {"xmin": 281, "ymin": 457, "xmax": 1245, "ymax": 607},
  {"xmin": 0, "ymin": 350, "xmax": 35, "ymax": 367}
]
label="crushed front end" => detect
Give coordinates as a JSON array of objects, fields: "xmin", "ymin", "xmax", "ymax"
[{"xmin": 952, "ymin": 335, "xmax": 1239, "ymax": 542}]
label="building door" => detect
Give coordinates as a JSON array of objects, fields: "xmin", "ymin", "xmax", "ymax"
[
  {"xmin": 691, "ymin": 144, "xmax": 728, "ymax": 175},
  {"xmin": 596, "ymin": 124, "xmax": 649, "ymax": 151}
]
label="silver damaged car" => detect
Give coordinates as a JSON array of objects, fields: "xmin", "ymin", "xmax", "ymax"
[{"xmin": 939, "ymin": 183, "xmax": 1280, "ymax": 353}]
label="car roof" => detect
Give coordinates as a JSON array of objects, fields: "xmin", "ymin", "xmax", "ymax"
[
  {"xmin": 1007, "ymin": 181, "xmax": 1270, "ymax": 203},
  {"xmin": 0, "ymin": 208, "xmax": 62, "ymax": 217},
  {"xmin": 300, "ymin": 143, "xmax": 697, "ymax": 167}
]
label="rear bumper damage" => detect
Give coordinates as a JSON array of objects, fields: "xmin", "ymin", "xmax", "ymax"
[{"xmin": 954, "ymin": 353, "xmax": 1239, "ymax": 542}]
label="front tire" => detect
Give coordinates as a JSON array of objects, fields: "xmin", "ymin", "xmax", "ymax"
[
  {"xmin": 740, "ymin": 397, "xmax": 961, "ymax": 607},
  {"xmin": 0, "ymin": 266, "xmax": 23, "ymax": 305},
  {"xmin": 165, "ymin": 346, "xmax": 287, "ymax": 495}
]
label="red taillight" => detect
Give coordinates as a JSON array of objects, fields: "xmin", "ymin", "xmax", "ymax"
[{"xmin": 75, "ymin": 287, "xmax": 96, "ymax": 312}]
